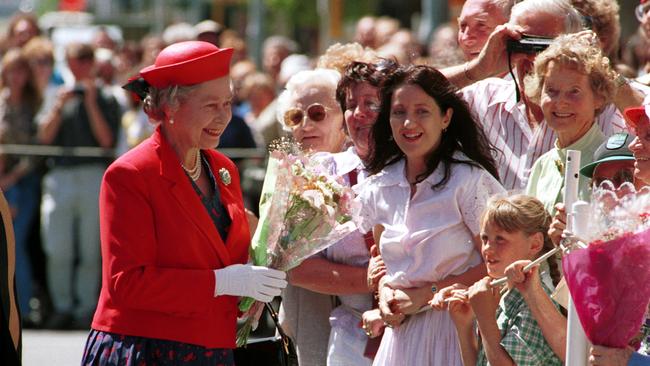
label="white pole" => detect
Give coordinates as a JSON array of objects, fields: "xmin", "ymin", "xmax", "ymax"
[
  {"xmin": 564, "ymin": 150, "xmax": 589, "ymax": 366},
  {"xmin": 563, "ymin": 150, "xmax": 581, "ymax": 233}
]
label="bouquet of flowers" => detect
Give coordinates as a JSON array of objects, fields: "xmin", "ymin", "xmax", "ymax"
[
  {"xmin": 236, "ymin": 139, "xmax": 359, "ymax": 347},
  {"xmin": 562, "ymin": 183, "xmax": 650, "ymax": 348}
]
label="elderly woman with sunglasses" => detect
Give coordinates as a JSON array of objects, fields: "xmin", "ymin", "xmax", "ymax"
[
  {"xmin": 278, "ymin": 61, "xmax": 396, "ymax": 365},
  {"xmin": 81, "ymin": 41, "xmax": 287, "ymax": 365},
  {"xmin": 274, "ymin": 67, "xmax": 363, "ymax": 366}
]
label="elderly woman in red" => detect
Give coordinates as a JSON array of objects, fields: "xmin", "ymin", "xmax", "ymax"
[{"xmin": 81, "ymin": 41, "xmax": 287, "ymax": 366}]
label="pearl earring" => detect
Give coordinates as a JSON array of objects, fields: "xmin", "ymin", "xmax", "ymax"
[{"xmin": 169, "ymin": 118, "xmax": 174, "ymax": 125}]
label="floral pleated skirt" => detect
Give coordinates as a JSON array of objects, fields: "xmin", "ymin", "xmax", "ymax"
[{"xmin": 81, "ymin": 329, "xmax": 234, "ymax": 366}]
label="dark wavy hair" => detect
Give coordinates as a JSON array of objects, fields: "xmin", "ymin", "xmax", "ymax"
[
  {"xmin": 366, "ymin": 65, "xmax": 500, "ymax": 189},
  {"xmin": 335, "ymin": 59, "xmax": 398, "ymax": 112}
]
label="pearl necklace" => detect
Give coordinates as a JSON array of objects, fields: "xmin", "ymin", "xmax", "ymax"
[{"xmin": 182, "ymin": 150, "xmax": 201, "ymax": 181}]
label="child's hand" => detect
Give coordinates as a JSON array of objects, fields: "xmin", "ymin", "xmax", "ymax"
[
  {"xmin": 589, "ymin": 345, "xmax": 633, "ymax": 366},
  {"xmin": 430, "ymin": 283, "xmax": 467, "ymax": 310},
  {"xmin": 504, "ymin": 259, "xmax": 542, "ymax": 296},
  {"xmin": 361, "ymin": 308, "xmax": 385, "ymax": 338},
  {"xmin": 447, "ymin": 288, "xmax": 474, "ymax": 329},
  {"xmin": 468, "ymin": 277, "xmax": 501, "ymax": 320}
]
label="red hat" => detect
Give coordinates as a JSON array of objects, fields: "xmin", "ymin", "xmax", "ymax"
[
  {"xmin": 140, "ymin": 41, "xmax": 233, "ymax": 88},
  {"xmin": 624, "ymin": 105, "xmax": 650, "ymax": 129}
]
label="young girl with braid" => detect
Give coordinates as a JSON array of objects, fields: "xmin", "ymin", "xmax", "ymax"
[{"xmin": 432, "ymin": 195, "xmax": 563, "ymax": 366}]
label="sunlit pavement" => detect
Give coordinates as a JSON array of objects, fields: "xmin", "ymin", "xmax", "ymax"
[{"xmin": 23, "ymin": 329, "xmax": 88, "ymax": 366}]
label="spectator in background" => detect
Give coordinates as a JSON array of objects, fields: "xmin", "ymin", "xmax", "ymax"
[
  {"xmin": 373, "ymin": 16, "xmax": 400, "ymax": 49},
  {"xmin": 386, "ymin": 29, "xmax": 421, "ymax": 64},
  {"xmin": 279, "ymin": 54, "xmax": 312, "ymax": 87},
  {"xmin": 194, "ymin": 19, "xmax": 223, "ymax": 46},
  {"xmin": 263, "ymin": 36, "xmax": 298, "ymax": 86},
  {"xmin": 162, "ymin": 22, "xmax": 196, "ymax": 46},
  {"xmin": 457, "ymin": 0, "xmax": 513, "ymax": 61},
  {"xmin": 22, "ymin": 36, "xmax": 62, "ymax": 93},
  {"xmin": 425, "ymin": 23, "xmax": 465, "ymax": 68},
  {"xmin": 218, "ymin": 30, "xmax": 248, "ymax": 64},
  {"xmin": 114, "ymin": 40, "xmax": 142, "ymax": 85},
  {"xmin": 0, "ymin": 49, "xmax": 42, "ymax": 321},
  {"xmin": 5, "ymin": 12, "xmax": 40, "ymax": 49},
  {"xmin": 231, "ymin": 59, "xmax": 257, "ymax": 121},
  {"xmin": 317, "ymin": 43, "xmax": 377, "ymax": 75},
  {"xmin": 240, "ymin": 72, "xmax": 276, "ymax": 145},
  {"xmin": 571, "ymin": 0, "xmax": 620, "ymax": 62},
  {"xmin": 95, "ymin": 48, "xmax": 129, "ymax": 112},
  {"xmin": 37, "ymin": 43, "xmax": 120, "ymax": 329},
  {"xmin": 628, "ymin": 0, "xmax": 650, "ymax": 85},
  {"xmin": 23, "ymin": 36, "xmax": 63, "ymax": 130},
  {"xmin": 138, "ymin": 35, "xmax": 166, "ymax": 70},
  {"xmin": 92, "ymin": 26, "xmax": 118, "ymax": 52},
  {"xmin": 354, "ymin": 16, "xmax": 377, "ymax": 49}
]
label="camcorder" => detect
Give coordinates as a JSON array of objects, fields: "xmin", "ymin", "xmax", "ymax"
[
  {"xmin": 506, "ymin": 35, "xmax": 554, "ymax": 54},
  {"xmin": 71, "ymin": 85, "xmax": 85, "ymax": 96}
]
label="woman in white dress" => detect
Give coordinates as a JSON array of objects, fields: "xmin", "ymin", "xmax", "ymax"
[{"xmin": 356, "ymin": 65, "xmax": 505, "ymax": 366}]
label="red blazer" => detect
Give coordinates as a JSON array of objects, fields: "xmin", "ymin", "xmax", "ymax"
[{"xmin": 91, "ymin": 127, "xmax": 250, "ymax": 348}]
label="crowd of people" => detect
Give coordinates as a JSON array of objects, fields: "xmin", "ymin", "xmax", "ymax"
[{"xmin": 1, "ymin": 0, "xmax": 650, "ymax": 364}]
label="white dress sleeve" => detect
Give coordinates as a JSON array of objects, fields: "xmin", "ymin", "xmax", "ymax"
[
  {"xmin": 458, "ymin": 169, "xmax": 505, "ymax": 236},
  {"xmin": 353, "ymin": 178, "xmax": 378, "ymax": 234}
]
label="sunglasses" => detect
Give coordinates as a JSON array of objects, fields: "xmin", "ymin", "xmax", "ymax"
[{"xmin": 283, "ymin": 103, "xmax": 329, "ymax": 128}]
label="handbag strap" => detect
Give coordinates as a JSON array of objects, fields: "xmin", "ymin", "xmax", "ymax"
[{"xmin": 264, "ymin": 302, "xmax": 292, "ymax": 355}]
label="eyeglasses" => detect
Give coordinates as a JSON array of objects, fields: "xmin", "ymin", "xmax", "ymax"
[
  {"xmin": 283, "ymin": 103, "xmax": 329, "ymax": 128},
  {"xmin": 636, "ymin": 2, "xmax": 650, "ymax": 22},
  {"xmin": 594, "ymin": 168, "xmax": 635, "ymax": 189}
]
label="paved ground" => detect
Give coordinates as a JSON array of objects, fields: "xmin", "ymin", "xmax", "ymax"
[{"xmin": 23, "ymin": 330, "xmax": 88, "ymax": 366}]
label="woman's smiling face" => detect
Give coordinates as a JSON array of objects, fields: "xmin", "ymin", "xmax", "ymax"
[
  {"xmin": 388, "ymin": 83, "xmax": 452, "ymax": 166},
  {"xmin": 344, "ymin": 82, "xmax": 381, "ymax": 159},
  {"xmin": 287, "ymin": 84, "xmax": 345, "ymax": 153}
]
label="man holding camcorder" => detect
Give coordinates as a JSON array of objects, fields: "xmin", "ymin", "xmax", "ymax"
[
  {"xmin": 37, "ymin": 42, "xmax": 120, "ymax": 330},
  {"xmin": 440, "ymin": 0, "xmax": 631, "ymax": 191}
]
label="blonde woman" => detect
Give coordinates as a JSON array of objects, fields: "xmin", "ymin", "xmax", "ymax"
[{"xmin": 525, "ymin": 33, "xmax": 618, "ymax": 215}]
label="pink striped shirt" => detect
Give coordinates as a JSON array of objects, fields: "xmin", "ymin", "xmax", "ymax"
[{"xmin": 460, "ymin": 77, "xmax": 627, "ymax": 190}]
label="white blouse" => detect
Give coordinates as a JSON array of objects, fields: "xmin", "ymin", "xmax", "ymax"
[{"xmin": 355, "ymin": 153, "xmax": 506, "ymax": 288}]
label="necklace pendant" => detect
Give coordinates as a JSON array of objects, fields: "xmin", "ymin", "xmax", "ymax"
[
  {"xmin": 219, "ymin": 168, "xmax": 231, "ymax": 185},
  {"xmin": 554, "ymin": 159, "xmax": 565, "ymax": 175}
]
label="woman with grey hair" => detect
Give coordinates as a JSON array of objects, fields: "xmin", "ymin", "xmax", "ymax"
[{"xmin": 274, "ymin": 68, "xmax": 374, "ymax": 366}]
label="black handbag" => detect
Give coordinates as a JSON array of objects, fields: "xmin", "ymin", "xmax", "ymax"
[{"xmin": 234, "ymin": 302, "xmax": 298, "ymax": 366}]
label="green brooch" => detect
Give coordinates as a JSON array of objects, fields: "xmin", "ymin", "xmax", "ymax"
[{"xmin": 219, "ymin": 168, "xmax": 231, "ymax": 185}]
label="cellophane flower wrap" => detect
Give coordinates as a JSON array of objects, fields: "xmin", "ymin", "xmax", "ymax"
[
  {"xmin": 236, "ymin": 139, "xmax": 359, "ymax": 347},
  {"xmin": 562, "ymin": 183, "xmax": 650, "ymax": 348}
]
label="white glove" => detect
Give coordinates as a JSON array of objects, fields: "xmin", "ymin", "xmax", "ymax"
[{"xmin": 214, "ymin": 264, "xmax": 287, "ymax": 302}]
